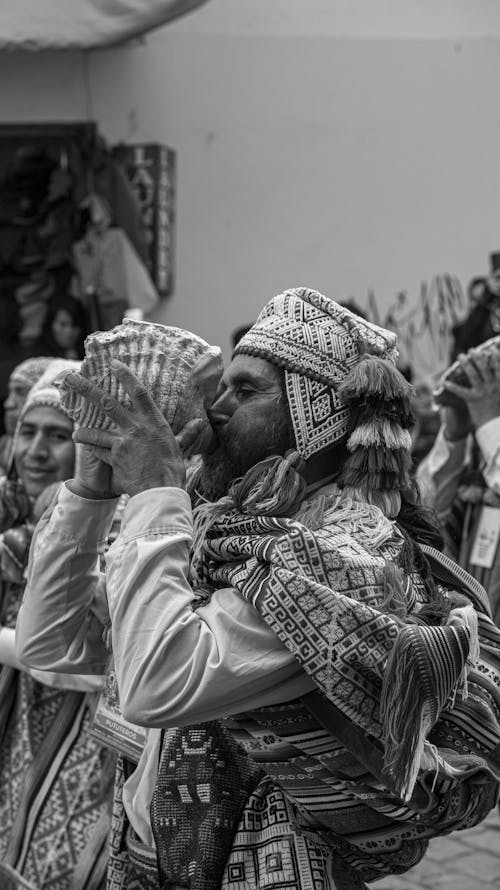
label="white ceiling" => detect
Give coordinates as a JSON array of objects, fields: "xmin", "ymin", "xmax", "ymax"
[{"xmin": 0, "ymin": 0, "xmax": 210, "ymax": 50}]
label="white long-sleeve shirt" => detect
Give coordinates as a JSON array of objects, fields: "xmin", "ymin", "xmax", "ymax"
[{"xmin": 16, "ymin": 483, "xmax": 314, "ymax": 843}]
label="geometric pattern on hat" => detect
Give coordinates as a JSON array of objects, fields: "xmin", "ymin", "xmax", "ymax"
[
  {"xmin": 286, "ymin": 374, "xmax": 350, "ymax": 458},
  {"xmin": 235, "ymin": 287, "xmax": 399, "ymax": 459}
]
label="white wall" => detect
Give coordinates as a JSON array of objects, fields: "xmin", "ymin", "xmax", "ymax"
[{"xmin": 1, "ymin": 0, "xmax": 500, "ymax": 365}]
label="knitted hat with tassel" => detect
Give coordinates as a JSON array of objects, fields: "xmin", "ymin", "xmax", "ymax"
[{"xmin": 234, "ymin": 287, "xmax": 415, "ymax": 518}]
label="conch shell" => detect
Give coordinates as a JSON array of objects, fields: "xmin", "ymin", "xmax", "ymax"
[{"xmin": 60, "ymin": 319, "xmax": 223, "ymax": 451}]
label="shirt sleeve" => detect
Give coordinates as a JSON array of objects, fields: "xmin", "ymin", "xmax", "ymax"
[
  {"xmin": 15, "ymin": 483, "xmax": 117, "ymax": 676},
  {"xmin": 106, "ymin": 487, "xmax": 315, "ymax": 728},
  {"xmin": 416, "ymin": 426, "xmax": 468, "ymax": 519},
  {"xmin": 475, "ymin": 417, "xmax": 500, "ymax": 495}
]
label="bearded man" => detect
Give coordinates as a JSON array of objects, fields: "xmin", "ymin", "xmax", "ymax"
[{"xmin": 17, "ymin": 289, "xmax": 500, "ymax": 890}]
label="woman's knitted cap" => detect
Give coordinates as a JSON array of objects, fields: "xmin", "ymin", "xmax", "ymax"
[
  {"xmin": 60, "ymin": 319, "xmax": 223, "ymax": 445},
  {"xmin": 20, "ymin": 359, "xmax": 82, "ymax": 422},
  {"xmin": 9, "ymin": 356, "xmax": 54, "ymax": 392},
  {"xmin": 234, "ymin": 287, "xmax": 415, "ymax": 516}
]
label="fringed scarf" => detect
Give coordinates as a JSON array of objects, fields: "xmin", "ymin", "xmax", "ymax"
[
  {"xmin": 151, "ymin": 454, "xmax": 500, "ymax": 890},
  {"xmin": 191, "ymin": 471, "xmax": 482, "ymax": 802}
]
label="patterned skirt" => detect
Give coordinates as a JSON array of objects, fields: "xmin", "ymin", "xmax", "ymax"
[
  {"xmin": 221, "ymin": 778, "xmax": 368, "ymax": 890},
  {"xmin": 106, "ymin": 755, "xmax": 161, "ymax": 890},
  {"xmin": 0, "ymin": 666, "xmax": 115, "ymax": 890}
]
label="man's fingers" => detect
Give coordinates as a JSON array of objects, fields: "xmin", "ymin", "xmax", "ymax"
[
  {"xmin": 88, "ymin": 446, "xmax": 114, "ymax": 466},
  {"xmin": 73, "ymin": 427, "xmax": 117, "ymax": 449},
  {"xmin": 109, "ymin": 360, "xmax": 164, "ymax": 421},
  {"xmin": 65, "ymin": 372, "xmax": 132, "ymax": 428},
  {"xmin": 442, "ymin": 380, "xmax": 477, "ymax": 402},
  {"xmin": 459, "ymin": 356, "xmax": 484, "ymax": 387}
]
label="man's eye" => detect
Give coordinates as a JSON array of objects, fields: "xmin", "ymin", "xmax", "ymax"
[
  {"xmin": 50, "ymin": 432, "xmax": 71, "ymax": 442},
  {"xmin": 235, "ymin": 387, "xmax": 255, "ymax": 401}
]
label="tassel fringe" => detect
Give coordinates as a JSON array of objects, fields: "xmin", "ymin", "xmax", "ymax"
[
  {"xmin": 231, "ymin": 450, "xmax": 306, "ymax": 516},
  {"xmin": 338, "ymin": 356, "xmax": 415, "ymax": 404},
  {"xmin": 336, "ymin": 356, "xmax": 415, "ymax": 517},
  {"xmin": 446, "ymin": 604, "xmax": 480, "ymax": 702},
  {"xmin": 343, "ymin": 486, "xmax": 402, "ymax": 519},
  {"xmin": 348, "ymin": 400, "xmax": 415, "ymax": 432},
  {"xmin": 341, "ymin": 469, "xmax": 411, "ymax": 491},
  {"xmin": 347, "ymin": 421, "xmax": 413, "ymax": 452},
  {"xmin": 380, "ymin": 620, "xmax": 473, "ymax": 802},
  {"xmin": 381, "ymin": 561, "xmax": 408, "ymax": 619}
]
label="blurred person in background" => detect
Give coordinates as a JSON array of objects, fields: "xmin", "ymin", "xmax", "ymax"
[
  {"xmin": 0, "ymin": 361, "xmax": 115, "ymax": 890},
  {"xmin": 36, "ymin": 295, "xmax": 88, "ymax": 360},
  {"xmin": 417, "ymin": 336, "xmax": 500, "ymax": 626},
  {"xmin": 411, "ymin": 378, "xmax": 441, "ymax": 466},
  {"xmin": 451, "ymin": 251, "xmax": 500, "ymax": 359}
]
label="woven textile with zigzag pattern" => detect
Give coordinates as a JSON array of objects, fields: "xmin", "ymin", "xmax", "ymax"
[{"xmin": 0, "ymin": 547, "xmax": 116, "ymax": 890}]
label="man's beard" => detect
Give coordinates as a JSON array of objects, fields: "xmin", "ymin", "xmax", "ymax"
[{"xmin": 197, "ymin": 412, "xmax": 295, "ymax": 502}]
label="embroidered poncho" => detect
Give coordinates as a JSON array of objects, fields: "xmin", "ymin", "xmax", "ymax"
[{"xmin": 151, "ymin": 482, "xmax": 500, "ymax": 889}]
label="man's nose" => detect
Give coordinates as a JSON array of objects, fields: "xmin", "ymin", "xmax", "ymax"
[{"xmin": 207, "ymin": 388, "xmax": 237, "ymax": 424}]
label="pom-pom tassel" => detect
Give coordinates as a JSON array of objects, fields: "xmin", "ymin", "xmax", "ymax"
[
  {"xmin": 338, "ymin": 356, "xmax": 415, "ymax": 404},
  {"xmin": 340, "ymin": 446, "xmax": 413, "ymax": 493},
  {"xmin": 348, "ymin": 421, "xmax": 413, "ymax": 452},
  {"xmin": 348, "ymin": 400, "xmax": 416, "ymax": 432}
]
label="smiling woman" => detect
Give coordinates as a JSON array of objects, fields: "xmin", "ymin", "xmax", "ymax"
[
  {"xmin": 15, "ymin": 405, "xmax": 75, "ymax": 498},
  {"xmin": 0, "ymin": 357, "xmax": 54, "ymax": 475}
]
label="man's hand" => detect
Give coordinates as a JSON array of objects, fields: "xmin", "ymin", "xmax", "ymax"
[
  {"xmin": 66, "ymin": 360, "xmax": 197, "ymax": 497},
  {"xmin": 69, "ymin": 443, "xmax": 116, "ymax": 500},
  {"xmin": 441, "ymin": 348, "xmax": 500, "ymax": 432},
  {"xmin": 441, "ymin": 402, "xmax": 473, "ymax": 442}
]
